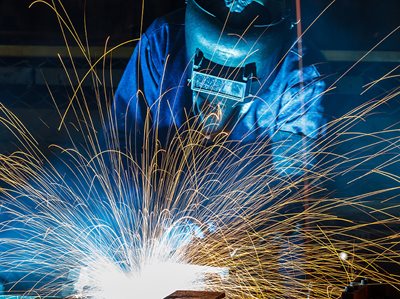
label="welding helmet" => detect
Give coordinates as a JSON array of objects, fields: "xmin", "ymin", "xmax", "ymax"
[{"xmin": 186, "ymin": 0, "xmax": 293, "ymax": 136}]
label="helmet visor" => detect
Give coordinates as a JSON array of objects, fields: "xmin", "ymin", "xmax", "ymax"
[{"xmin": 193, "ymin": 0, "xmax": 289, "ymax": 28}]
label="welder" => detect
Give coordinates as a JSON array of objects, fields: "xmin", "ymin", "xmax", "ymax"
[
  {"xmin": 114, "ymin": 0, "xmax": 327, "ymax": 177},
  {"xmin": 114, "ymin": 0, "xmax": 327, "ymax": 280}
]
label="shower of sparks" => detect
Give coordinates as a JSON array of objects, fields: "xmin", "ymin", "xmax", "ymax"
[{"xmin": 0, "ymin": 1, "xmax": 399, "ymax": 299}]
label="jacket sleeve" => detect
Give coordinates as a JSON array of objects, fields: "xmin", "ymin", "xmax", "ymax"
[
  {"xmin": 271, "ymin": 64, "xmax": 327, "ymax": 177},
  {"xmin": 275, "ymin": 64, "xmax": 326, "ymax": 139},
  {"xmin": 113, "ymin": 30, "xmax": 165, "ymax": 154}
]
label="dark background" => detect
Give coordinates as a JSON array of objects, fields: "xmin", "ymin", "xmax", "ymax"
[
  {"xmin": 0, "ymin": 0, "xmax": 399, "ymax": 218},
  {"xmin": 0, "ymin": 0, "xmax": 398, "ymax": 49}
]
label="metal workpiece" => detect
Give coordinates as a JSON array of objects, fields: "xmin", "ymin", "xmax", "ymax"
[{"xmin": 164, "ymin": 290, "xmax": 225, "ymax": 299}]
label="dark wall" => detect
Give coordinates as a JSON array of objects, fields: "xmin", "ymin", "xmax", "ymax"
[
  {"xmin": 303, "ymin": 0, "xmax": 399, "ymax": 50},
  {"xmin": 0, "ymin": 0, "xmax": 185, "ymax": 45},
  {"xmin": 0, "ymin": 0, "xmax": 398, "ymax": 50}
]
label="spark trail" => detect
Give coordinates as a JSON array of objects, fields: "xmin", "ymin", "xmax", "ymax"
[{"xmin": 0, "ymin": 1, "xmax": 399, "ymax": 299}]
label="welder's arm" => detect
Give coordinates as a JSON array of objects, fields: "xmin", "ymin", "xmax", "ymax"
[
  {"xmin": 271, "ymin": 131, "xmax": 317, "ymax": 177},
  {"xmin": 113, "ymin": 32, "xmax": 163, "ymax": 154},
  {"xmin": 272, "ymin": 66, "xmax": 326, "ymax": 178},
  {"xmin": 161, "ymin": 219, "xmax": 206, "ymax": 253}
]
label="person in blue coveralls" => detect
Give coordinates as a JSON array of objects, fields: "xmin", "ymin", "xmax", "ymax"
[
  {"xmin": 114, "ymin": 0, "xmax": 328, "ymax": 280},
  {"xmin": 114, "ymin": 0, "xmax": 327, "ymax": 177}
]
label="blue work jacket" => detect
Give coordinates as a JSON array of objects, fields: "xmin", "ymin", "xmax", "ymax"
[{"xmin": 114, "ymin": 9, "xmax": 327, "ymax": 174}]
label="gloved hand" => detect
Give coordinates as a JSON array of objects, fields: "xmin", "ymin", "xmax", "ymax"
[
  {"xmin": 162, "ymin": 219, "xmax": 216, "ymax": 253},
  {"xmin": 271, "ymin": 131, "xmax": 317, "ymax": 178}
]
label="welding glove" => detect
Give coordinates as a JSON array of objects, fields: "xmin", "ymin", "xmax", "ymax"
[
  {"xmin": 162, "ymin": 219, "xmax": 216, "ymax": 253},
  {"xmin": 271, "ymin": 131, "xmax": 317, "ymax": 178}
]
